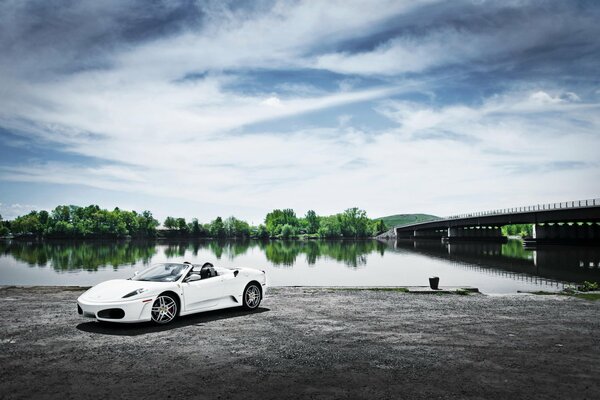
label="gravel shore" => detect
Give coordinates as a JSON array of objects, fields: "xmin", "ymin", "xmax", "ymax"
[{"xmin": 0, "ymin": 286, "xmax": 599, "ymax": 399}]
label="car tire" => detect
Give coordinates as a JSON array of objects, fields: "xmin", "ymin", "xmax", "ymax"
[
  {"xmin": 151, "ymin": 294, "xmax": 178, "ymax": 324},
  {"xmin": 242, "ymin": 283, "xmax": 262, "ymax": 310}
]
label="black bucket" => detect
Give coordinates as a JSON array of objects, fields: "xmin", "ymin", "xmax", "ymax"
[{"xmin": 429, "ymin": 276, "xmax": 440, "ymax": 290}]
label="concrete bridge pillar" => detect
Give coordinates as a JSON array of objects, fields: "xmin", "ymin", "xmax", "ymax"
[
  {"xmin": 395, "ymin": 228, "xmax": 413, "ymax": 239},
  {"xmin": 532, "ymin": 223, "xmax": 600, "ymax": 243}
]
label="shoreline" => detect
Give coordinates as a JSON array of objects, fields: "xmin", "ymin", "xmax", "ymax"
[{"xmin": 1, "ymin": 236, "xmax": 380, "ymax": 242}]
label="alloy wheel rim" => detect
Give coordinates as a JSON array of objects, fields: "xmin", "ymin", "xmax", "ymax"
[
  {"xmin": 245, "ymin": 286, "xmax": 260, "ymax": 308},
  {"xmin": 151, "ymin": 296, "xmax": 177, "ymax": 323}
]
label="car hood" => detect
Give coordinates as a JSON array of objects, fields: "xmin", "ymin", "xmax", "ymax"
[{"xmin": 79, "ymin": 279, "xmax": 173, "ymax": 303}]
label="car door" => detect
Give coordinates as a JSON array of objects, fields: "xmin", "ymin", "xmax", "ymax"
[
  {"xmin": 182, "ymin": 275, "xmax": 223, "ymax": 312},
  {"xmin": 219, "ymin": 268, "xmax": 242, "ymax": 298}
]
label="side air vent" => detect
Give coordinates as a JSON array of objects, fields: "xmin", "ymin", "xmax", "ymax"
[{"xmin": 97, "ymin": 308, "xmax": 125, "ymax": 319}]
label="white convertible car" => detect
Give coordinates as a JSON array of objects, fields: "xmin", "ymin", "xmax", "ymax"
[{"xmin": 77, "ymin": 262, "xmax": 267, "ymax": 324}]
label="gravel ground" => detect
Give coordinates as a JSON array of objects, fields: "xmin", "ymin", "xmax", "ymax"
[{"xmin": 0, "ymin": 286, "xmax": 599, "ymax": 400}]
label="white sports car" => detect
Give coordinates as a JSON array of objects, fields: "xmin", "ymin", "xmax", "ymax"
[{"xmin": 77, "ymin": 262, "xmax": 267, "ymax": 324}]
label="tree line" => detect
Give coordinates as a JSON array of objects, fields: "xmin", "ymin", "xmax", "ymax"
[
  {"xmin": 160, "ymin": 207, "xmax": 387, "ymax": 239},
  {"xmin": 0, "ymin": 205, "xmax": 159, "ymax": 239},
  {"xmin": 0, "ymin": 205, "xmax": 388, "ymax": 239}
]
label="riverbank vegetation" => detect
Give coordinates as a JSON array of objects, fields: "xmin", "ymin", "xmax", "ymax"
[
  {"xmin": 2, "ymin": 205, "xmax": 388, "ymax": 239},
  {"xmin": 156, "ymin": 207, "xmax": 387, "ymax": 239},
  {"xmin": 501, "ymin": 224, "xmax": 533, "ymax": 237},
  {"xmin": 1, "ymin": 206, "xmax": 159, "ymax": 239}
]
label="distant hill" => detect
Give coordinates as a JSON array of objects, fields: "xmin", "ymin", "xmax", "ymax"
[{"xmin": 377, "ymin": 213, "xmax": 441, "ymax": 228}]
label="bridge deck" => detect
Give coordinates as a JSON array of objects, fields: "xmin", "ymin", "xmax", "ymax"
[{"xmin": 393, "ymin": 199, "xmax": 600, "ymax": 233}]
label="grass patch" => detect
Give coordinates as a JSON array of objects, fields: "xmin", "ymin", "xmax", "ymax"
[
  {"xmin": 578, "ymin": 281, "xmax": 599, "ymax": 292},
  {"xmin": 572, "ymin": 293, "xmax": 600, "ymax": 301},
  {"xmin": 526, "ymin": 290, "xmax": 600, "ymax": 301},
  {"xmin": 527, "ymin": 291, "xmax": 558, "ymax": 295},
  {"xmin": 378, "ymin": 213, "xmax": 440, "ymax": 228},
  {"xmin": 455, "ymin": 289, "xmax": 471, "ymax": 296}
]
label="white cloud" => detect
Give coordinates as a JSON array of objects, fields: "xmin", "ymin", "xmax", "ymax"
[
  {"xmin": 0, "ymin": 203, "xmax": 41, "ymax": 220},
  {"xmin": 261, "ymin": 96, "xmax": 283, "ymax": 107},
  {"xmin": 529, "ymin": 91, "xmax": 564, "ymax": 105}
]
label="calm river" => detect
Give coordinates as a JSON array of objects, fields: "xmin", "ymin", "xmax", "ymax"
[{"xmin": 1, "ymin": 239, "xmax": 599, "ymax": 294}]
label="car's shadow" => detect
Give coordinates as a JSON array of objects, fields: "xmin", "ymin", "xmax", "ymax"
[{"xmin": 76, "ymin": 307, "xmax": 270, "ymax": 336}]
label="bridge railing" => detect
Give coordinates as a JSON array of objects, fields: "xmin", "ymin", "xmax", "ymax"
[{"xmin": 445, "ymin": 198, "xmax": 600, "ymax": 220}]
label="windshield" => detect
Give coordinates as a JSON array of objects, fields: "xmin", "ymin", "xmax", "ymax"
[{"xmin": 132, "ymin": 263, "xmax": 188, "ymax": 282}]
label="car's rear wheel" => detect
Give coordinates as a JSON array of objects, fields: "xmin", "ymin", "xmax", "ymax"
[
  {"xmin": 151, "ymin": 294, "xmax": 178, "ymax": 324},
  {"xmin": 243, "ymin": 283, "xmax": 262, "ymax": 310}
]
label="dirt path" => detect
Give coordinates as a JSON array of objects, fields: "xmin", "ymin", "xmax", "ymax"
[{"xmin": 0, "ymin": 286, "xmax": 599, "ymax": 399}]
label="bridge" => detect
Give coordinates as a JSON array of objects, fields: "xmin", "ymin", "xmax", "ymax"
[{"xmin": 379, "ymin": 198, "xmax": 600, "ymax": 244}]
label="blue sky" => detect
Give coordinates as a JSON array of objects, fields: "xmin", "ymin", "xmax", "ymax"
[{"xmin": 1, "ymin": 0, "xmax": 599, "ymax": 223}]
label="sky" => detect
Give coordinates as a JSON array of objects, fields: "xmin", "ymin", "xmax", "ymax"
[{"xmin": 1, "ymin": 0, "xmax": 599, "ymax": 224}]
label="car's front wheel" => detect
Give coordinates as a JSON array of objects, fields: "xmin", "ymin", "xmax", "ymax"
[
  {"xmin": 243, "ymin": 283, "xmax": 262, "ymax": 310},
  {"xmin": 151, "ymin": 294, "xmax": 178, "ymax": 324}
]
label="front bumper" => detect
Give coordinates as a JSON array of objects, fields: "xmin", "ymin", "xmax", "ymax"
[{"xmin": 77, "ymin": 296, "xmax": 154, "ymax": 323}]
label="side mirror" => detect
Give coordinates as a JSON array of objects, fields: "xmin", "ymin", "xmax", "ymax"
[
  {"xmin": 185, "ymin": 274, "xmax": 201, "ymax": 283},
  {"xmin": 133, "ymin": 271, "xmax": 139, "ymax": 276}
]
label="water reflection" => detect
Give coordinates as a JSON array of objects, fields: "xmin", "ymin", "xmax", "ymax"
[
  {"xmin": 0, "ymin": 239, "xmax": 386, "ymax": 272},
  {"xmin": 394, "ymin": 239, "xmax": 600, "ymax": 285},
  {"xmin": 0, "ymin": 240, "xmax": 157, "ymax": 271},
  {"xmin": 160, "ymin": 239, "xmax": 386, "ymax": 268},
  {"xmin": 0, "ymin": 239, "xmax": 599, "ymax": 289}
]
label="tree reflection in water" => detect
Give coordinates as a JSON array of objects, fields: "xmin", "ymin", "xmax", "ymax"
[
  {"xmin": 1, "ymin": 239, "xmax": 387, "ymax": 272},
  {"xmin": 0, "ymin": 240, "xmax": 157, "ymax": 271},
  {"xmin": 155, "ymin": 240, "xmax": 387, "ymax": 268}
]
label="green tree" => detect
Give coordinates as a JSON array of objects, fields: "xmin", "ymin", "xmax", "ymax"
[
  {"xmin": 255, "ymin": 224, "xmax": 270, "ymax": 239},
  {"xmin": 210, "ymin": 216, "xmax": 226, "ymax": 238},
  {"xmin": 164, "ymin": 217, "xmax": 177, "ymax": 229},
  {"xmin": 11, "ymin": 211, "xmax": 43, "ymax": 235},
  {"xmin": 224, "ymin": 216, "xmax": 251, "ymax": 238},
  {"xmin": 280, "ymin": 224, "xmax": 296, "ymax": 239},
  {"xmin": 265, "ymin": 208, "xmax": 298, "ymax": 236},
  {"xmin": 52, "ymin": 205, "xmax": 71, "ymax": 223},
  {"xmin": 189, "ymin": 218, "xmax": 206, "ymax": 237},
  {"xmin": 338, "ymin": 207, "xmax": 370, "ymax": 238},
  {"xmin": 318, "ymin": 216, "xmax": 342, "ymax": 238},
  {"xmin": 0, "ymin": 213, "xmax": 8, "ymax": 236},
  {"xmin": 38, "ymin": 210, "xmax": 49, "ymax": 226},
  {"xmin": 176, "ymin": 217, "xmax": 188, "ymax": 232},
  {"xmin": 370, "ymin": 219, "xmax": 387, "ymax": 236},
  {"xmin": 137, "ymin": 210, "xmax": 159, "ymax": 237},
  {"xmin": 305, "ymin": 210, "xmax": 320, "ymax": 234}
]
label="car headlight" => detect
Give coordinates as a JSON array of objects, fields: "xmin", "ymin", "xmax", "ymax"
[{"xmin": 122, "ymin": 288, "xmax": 148, "ymax": 298}]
